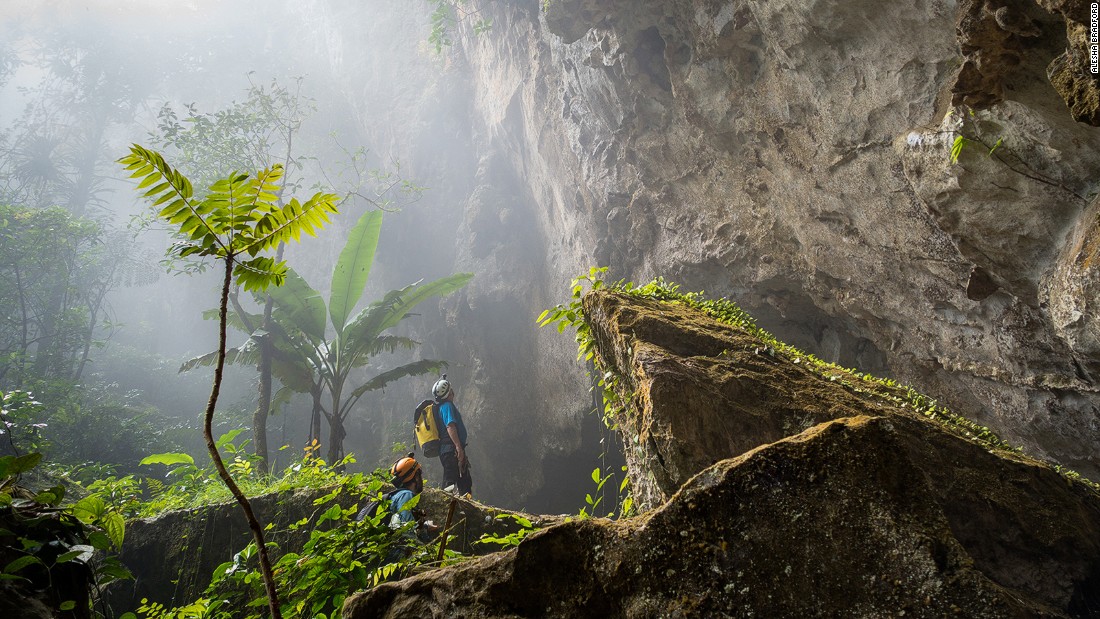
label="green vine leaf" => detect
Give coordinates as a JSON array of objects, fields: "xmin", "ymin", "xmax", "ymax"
[{"xmin": 950, "ymin": 135, "xmax": 968, "ymax": 164}]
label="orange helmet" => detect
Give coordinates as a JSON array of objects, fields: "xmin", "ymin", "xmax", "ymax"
[{"xmin": 390, "ymin": 452, "xmax": 421, "ymax": 484}]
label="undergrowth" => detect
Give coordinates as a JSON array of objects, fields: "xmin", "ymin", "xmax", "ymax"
[
  {"xmin": 64, "ymin": 435, "xmax": 464, "ymax": 618},
  {"xmin": 82, "ymin": 436, "xmax": 351, "ymax": 520},
  {"xmin": 125, "ymin": 468, "xmax": 453, "ymax": 619},
  {"xmin": 2, "ymin": 390, "xmax": 133, "ymax": 619}
]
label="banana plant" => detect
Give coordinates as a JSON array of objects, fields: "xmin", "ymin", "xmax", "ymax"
[
  {"xmin": 267, "ymin": 209, "xmax": 472, "ymax": 463},
  {"xmin": 182, "ymin": 209, "xmax": 473, "ymax": 463}
]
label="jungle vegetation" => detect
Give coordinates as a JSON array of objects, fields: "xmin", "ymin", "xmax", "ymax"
[{"xmin": 0, "ymin": 2, "xmax": 488, "ymax": 617}]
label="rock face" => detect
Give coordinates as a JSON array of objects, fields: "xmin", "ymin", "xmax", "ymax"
[
  {"xmin": 299, "ymin": 0, "xmax": 1100, "ymax": 508},
  {"xmin": 582, "ymin": 289, "xmax": 926, "ymax": 510},
  {"xmin": 344, "ymin": 290, "xmax": 1100, "ymax": 618}
]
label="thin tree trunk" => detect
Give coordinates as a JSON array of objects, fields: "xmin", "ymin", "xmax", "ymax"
[
  {"xmin": 208, "ymin": 259, "xmax": 281, "ymax": 619},
  {"xmin": 31, "ymin": 285, "xmax": 65, "ymax": 379},
  {"xmin": 14, "ymin": 265, "xmax": 30, "ymax": 381},
  {"xmin": 73, "ymin": 260, "xmax": 117, "ymax": 383},
  {"xmin": 309, "ymin": 385, "xmax": 323, "ymax": 446},
  {"xmin": 252, "ymin": 241, "xmax": 286, "ymax": 473},
  {"xmin": 253, "ymin": 336, "xmax": 272, "ymax": 473},
  {"xmin": 326, "ymin": 414, "xmax": 346, "ymax": 464}
]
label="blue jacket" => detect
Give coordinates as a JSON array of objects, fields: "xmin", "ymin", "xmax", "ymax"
[{"xmin": 388, "ymin": 488, "xmax": 416, "ymax": 529}]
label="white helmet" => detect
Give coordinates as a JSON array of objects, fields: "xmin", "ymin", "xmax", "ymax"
[{"xmin": 433, "ymin": 375, "xmax": 452, "ymax": 399}]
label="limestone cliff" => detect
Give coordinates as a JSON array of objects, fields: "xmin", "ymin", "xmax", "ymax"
[
  {"xmin": 344, "ymin": 289, "xmax": 1100, "ymax": 618},
  {"xmin": 301, "ymin": 0, "xmax": 1100, "ymax": 507}
]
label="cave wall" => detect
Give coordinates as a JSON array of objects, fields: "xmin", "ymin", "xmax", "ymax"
[{"xmin": 300, "ymin": 0, "xmax": 1100, "ymax": 508}]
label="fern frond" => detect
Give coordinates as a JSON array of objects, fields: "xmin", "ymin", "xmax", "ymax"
[
  {"xmin": 246, "ymin": 191, "xmax": 339, "ymax": 255},
  {"xmin": 120, "ymin": 144, "xmax": 224, "ymax": 255},
  {"xmin": 234, "ymin": 256, "xmax": 287, "ymax": 293}
]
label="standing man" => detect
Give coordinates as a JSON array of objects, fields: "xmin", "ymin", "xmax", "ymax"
[{"xmin": 433, "ymin": 375, "xmax": 472, "ymax": 496}]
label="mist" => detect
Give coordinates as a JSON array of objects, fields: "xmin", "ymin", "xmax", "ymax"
[{"xmin": 1, "ymin": 0, "xmax": 602, "ymax": 514}]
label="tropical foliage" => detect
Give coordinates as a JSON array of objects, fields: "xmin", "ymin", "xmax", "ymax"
[
  {"xmin": 184, "ymin": 209, "xmax": 473, "ymax": 463},
  {"xmin": 130, "ymin": 473, "xmax": 438, "ymax": 619},
  {"xmin": 0, "ymin": 204, "xmax": 123, "ymax": 388},
  {"xmin": 149, "ymin": 78, "xmax": 424, "ymax": 472},
  {"xmin": 1, "ymin": 389, "xmax": 133, "ymax": 618}
]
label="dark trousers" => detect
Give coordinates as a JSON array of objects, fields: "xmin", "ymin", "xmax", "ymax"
[{"xmin": 439, "ymin": 450, "xmax": 473, "ymax": 495}]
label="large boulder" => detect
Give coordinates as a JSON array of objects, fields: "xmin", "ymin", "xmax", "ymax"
[
  {"xmin": 344, "ymin": 290, "xmax": 1100, "ymax": 618},
  {"xmin": 346, "ymin": 413, "xmax": 1100, "ymax": 618},
  {"xmin": 583, "ymin": 289, "xmax": 909, "ymax": 510}
]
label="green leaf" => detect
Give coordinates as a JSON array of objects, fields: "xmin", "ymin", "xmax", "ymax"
[
  {"xmin": 0, "ymin": 453, "xmax": 42, "ymax": 477},
  {"xmin": 59, "ymin": 601, "xmax": 76, "ymax": 611},
  {"xmin": 349, "ymin": 359, "xmax": 447, "ymax": 398},
  {"xmin": 179, "ymin": 345, "xmax": 258, "ymax": 373},
  {"xmin": 385, "ymin": 273, "xmax": 473, "ymax": 331},
  {"xmin": 54, "ymin": 551, "xmax": 83, "ymax": 564},
  {"xmin": 235, "ymin": 256, "xmax": 286, "ymax": 292},
  {"xmin": 319, "ymin": 504, "xmax": 342, "ymax": 523},
  {"xmin": 98, "ymin": 563, "xmax": 134, "ymax": 581},
  {"xmin": 103, "ymin": 512, "xmax": 126, "ymax": 550},
  {"xmin": 87, "ymin": 531, "xmax": 112, "ymax": 551},
  {"xmin": 139, "ymin": 453, "xmax": 195, "ymax": 467},
  {"xmin": 4, "ymin": 555, "xmax": 44, "ymax": 574},
  {"xmin": 216, "ymin": 429, "xmax": 247, "ymax": 449},
  {"xmin": 268, "ymin": 268, "xmax": 327, "ymax": 341},
  {"xmin": 73, "ymin": 496, "xmax": 107, "ymax": 523},
  {"xmin": 35, "ymin": 485, "xmax": 64, "ymax": 505},
  {"xmin": 950, "ymin": 135, "xmax": 967, "ymax": 164},
  {"xmin": 329, "ymin": 210, "xmax": 383, "ymax": 333}
]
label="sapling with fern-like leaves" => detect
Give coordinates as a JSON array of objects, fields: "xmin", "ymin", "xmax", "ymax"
[{"xmin": 118, "ymin": 144, "xmax": 340, "ymax": 619}]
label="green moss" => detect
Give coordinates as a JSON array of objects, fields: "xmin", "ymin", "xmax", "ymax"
[{"xmin": 540, "ymin": 269, "xmax": 1100, "ymax": 495}]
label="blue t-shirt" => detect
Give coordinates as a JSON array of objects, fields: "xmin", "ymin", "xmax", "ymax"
[{"xmin": 437, "ymin": 400, "xmax": 467, "ymax": 454}]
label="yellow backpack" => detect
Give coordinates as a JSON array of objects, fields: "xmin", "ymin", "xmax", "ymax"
[{"xmin": 413, "ymin": 399, "xmax": 442, "ymax": 457}]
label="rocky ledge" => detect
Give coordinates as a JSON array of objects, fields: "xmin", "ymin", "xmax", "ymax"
[{"xmin": 345, "ymin": 290, "xmax": 1100, "ymax": 618}]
